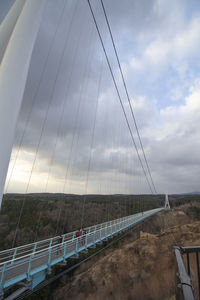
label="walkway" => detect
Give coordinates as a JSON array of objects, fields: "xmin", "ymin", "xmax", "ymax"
[{"xmin": 0, "ymin": 207, "xmax": 164, "ymax": 297}]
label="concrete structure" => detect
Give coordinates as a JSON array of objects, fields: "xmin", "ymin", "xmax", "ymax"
[
  {"xmin": 0, "ymin": 0, "xmax": 47, "ymax": 208},
  {"xmin": 0, "ymin": 0, "xmax": 26, "ymax": 63}
]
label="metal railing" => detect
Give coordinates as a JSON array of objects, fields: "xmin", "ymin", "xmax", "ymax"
[
  {"xmin": 0, "ymin": 207, "xmax": 164, "ymax": 296},
  {"xmin": 0, "ymin": 211, "xmax": 144, "ymax": 264},
  {"xmin": 0, "ymin": 209, "xmax": 156, "ymax": 264},
  {"xmin": 174, "ymin": 246, "xmax": 200, "ymax": 300}
]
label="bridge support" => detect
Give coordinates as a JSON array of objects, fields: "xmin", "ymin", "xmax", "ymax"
[
  {"xmin": 0, "ymin": 0, "xmax": 47, "ymax": 209},
  {"xmin": 0, "ymin": 0, "xmax": 26, "ymax": 62},
  {"xmin": 165, "ymin": 193, "xmax": 170, "ymax": 209}
]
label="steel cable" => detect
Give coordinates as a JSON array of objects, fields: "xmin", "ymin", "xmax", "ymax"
[
  {"xmin": 87, "ymin": 0, "xmax": 154, "ymax": 194},
  {"xmin": 100, "ymin": 0, "xmax": 157, "ymax": 194},
  {"xmin": 11, "ymin": 0, "xmax": 76, "ymax": 248}
]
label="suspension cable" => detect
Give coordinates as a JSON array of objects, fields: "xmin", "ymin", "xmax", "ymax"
[
  {"xmin": 34, "ymin": 0, "xmax": 81, "ymax": 240},
  {"xmin": 80, "ymin": 51, "xmax": 103, "ymax": 229},
  {"xmin": 11, "ymin": 0, "xmax": 76, "ymax": 247},
  {"xmin": 87, "ymin": 0, "xmax": 154, "ymax": 194},
  {"xmin": 100, "ymin": 0, "xmax": 157, "ymax": 194}
]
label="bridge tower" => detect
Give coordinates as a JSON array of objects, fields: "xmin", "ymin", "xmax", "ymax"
[
  {"xmin": 165, "ymin": 193, "xmax": 170, "ymax": 209},
  {"xmin": 0, "ymin": 0, "xmax": 47, "ymax": 209}
]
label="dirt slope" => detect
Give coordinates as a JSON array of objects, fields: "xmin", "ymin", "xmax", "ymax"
[{"xmin": 52, "ymin": 206, "xmax": 200, "ymax": 300}]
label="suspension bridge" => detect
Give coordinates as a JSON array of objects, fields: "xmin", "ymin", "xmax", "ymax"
[
  {"xmin": 0, "ymin": 0, "xmax": 196, "ymax": 299},
  {"xmin": 0, "ymin": 207, "xmax": 166, "ymax": 299}
]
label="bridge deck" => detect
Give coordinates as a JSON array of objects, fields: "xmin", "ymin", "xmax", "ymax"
[{"xmin": 0, "ymin": 207, "xmax": 164, "ymax": 296}]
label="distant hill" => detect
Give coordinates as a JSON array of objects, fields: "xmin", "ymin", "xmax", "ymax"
[{"xmin": 171, "ymin": 192, "xmax": 200, "ymax": 196}]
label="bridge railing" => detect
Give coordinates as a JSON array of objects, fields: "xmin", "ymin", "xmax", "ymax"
[
  {"xmin": 1, "ymin": 211, "xmax": 145, "ymax": 268},
  {"xmin": 0, "ymin": 208, "xmax": 163, "ymax": 294},
  {"xmin": 0, "ymin": 210, "xmax": 148, "ymax": 265},
  {"xmin": 0, "ymin": 213, "xmax": 135, "ymax": 277},
  {"xmin": 0, "ymin": 216, "xmax": 119, "ymax": 263},
  {"xmin": 0, "ymin": 211, "xmax": 143, "ymax": 263},
  {"xmin": 174, "ymin": 246, "xmax": 197, "ymax": 300}
]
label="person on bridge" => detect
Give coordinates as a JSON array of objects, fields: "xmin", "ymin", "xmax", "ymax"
[{"xmin": 76, "ymin": 230, "xmax": 81, "ymax": 238}]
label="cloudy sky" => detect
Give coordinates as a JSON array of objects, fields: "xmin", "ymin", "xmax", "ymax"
[{"xmin": 1, "ymin": 0, "xmax": 200, "ymax": 194}]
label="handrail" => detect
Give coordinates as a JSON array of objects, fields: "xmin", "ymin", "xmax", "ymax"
[
  {"xmin": 174, "ymin": 247, "xmax": 195, "ymax": 300},
  {"xmin": 0, "ymin": 209, "xmax": 159, "ymax": 267},
  {"xmin": 0, "ymin": 212, "xmax": 135, "ymax": 256},
  {"xmin": 0, "ymin": 213, "xmax": 143, "ymax": 267},
  {"xmin": 0, "ymin": 210, "xmax": 149, "ymax": 262},
  {"xmin": 0, "ymin": 207, "xmax": 164, "ymax": 297}
]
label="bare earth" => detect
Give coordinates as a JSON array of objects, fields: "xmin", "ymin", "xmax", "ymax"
[{"xmin": 52, "ymin": 205, "xmax": 200, "ymax": 300}]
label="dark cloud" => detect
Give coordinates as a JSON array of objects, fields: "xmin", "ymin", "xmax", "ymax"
[{"xmin": 2, "ymin": 0, "xmax": 200, "ymax": 194}]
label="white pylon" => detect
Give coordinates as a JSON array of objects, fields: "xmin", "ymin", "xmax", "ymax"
[
  {"xmin": 0, "ymin": 0, "xmax": 26, "ymax": 63},
  {"xmin": 165, "ymin": 193, "xmax": 170, "ymax": 209},
  {"xmin": 0, "ymin": 0, "xmax": 47, "ymax": 209}
]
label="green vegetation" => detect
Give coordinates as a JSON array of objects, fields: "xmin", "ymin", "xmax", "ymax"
[
  {"xmin": 0, "ymin": 193, "xmax": 164, "ymax": 250},
  {"xmin": 2, "ymin": 193, "xmax": 200, "ymax": 299},
  {"xmin": 170, "ymin": 195, "xmax": 200, "ymax": 208},
  {"xmin": 187, "ymin": 205, "xmax": 200, "ymax": 220},
  {"xmin": 15, "ymin": 217, "xmax": 146, "ymax": 300}
]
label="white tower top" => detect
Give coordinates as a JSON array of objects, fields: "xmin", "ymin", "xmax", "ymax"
[{"xmin": 165, "ymin": 193, "xmax": 170, "ymax": 209}]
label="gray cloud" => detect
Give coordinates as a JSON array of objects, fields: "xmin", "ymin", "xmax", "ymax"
[{"xmin": 2, "ymin": 0, "xmax": 200, "ymax": 194}]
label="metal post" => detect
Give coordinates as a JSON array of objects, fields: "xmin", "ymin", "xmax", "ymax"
[
  {"xmin": 49, "ymin": 238, "xmax": 53, "ymax": 248},
  {"xmin": 196, "ymin": 252, "xmax": 200, "ymax": 299},
  {"xmin": 63, "ymin": 242, "xmax": 67, "ymax": 262},
  {"xmin": 76, "ymin": 238, "xmax": 78, "ymax": 253},
  {"xmin": 11, "ymin": 248, "xmax": 17, "ymax": 264},
  {"xmin": 27, "ymin": 255, "xmax": 33, "ymax": 281},
  {"xmin": 100, "ymin": 224, "xmax": 102, "ymax": 240},
  {"xmin": 85, "ymin": 233, "xmax": 88, "ymax": 249},
  {"xmin": 186, "ymin": 253, "xmax": 190, "ymax": 276},
  {"xmin": 120, "ymin": 220, "xmax": 122, "ymax": 230},
  {"xmin": 93, "ymin": 226, "xmax": 97, "ymax": 243},
  {"xmin": 0, "ymin": 263, "xmax": 7, "ymax": 294},
  {"xmin": 62, "ymin": 235, "xmax": 65, "ymax": 243},
  {"xmin": 33, "ymin": 242, "xmax": 38, "ymax": 255},
  {"xmin": 48, "ymin": 247, "xmax": 52, "ymax": 273}
]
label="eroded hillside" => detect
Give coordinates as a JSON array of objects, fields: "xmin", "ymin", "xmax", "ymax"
[{"xmin": 51, "ymin": 204, "xmax": 200, "ymax": 300}]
